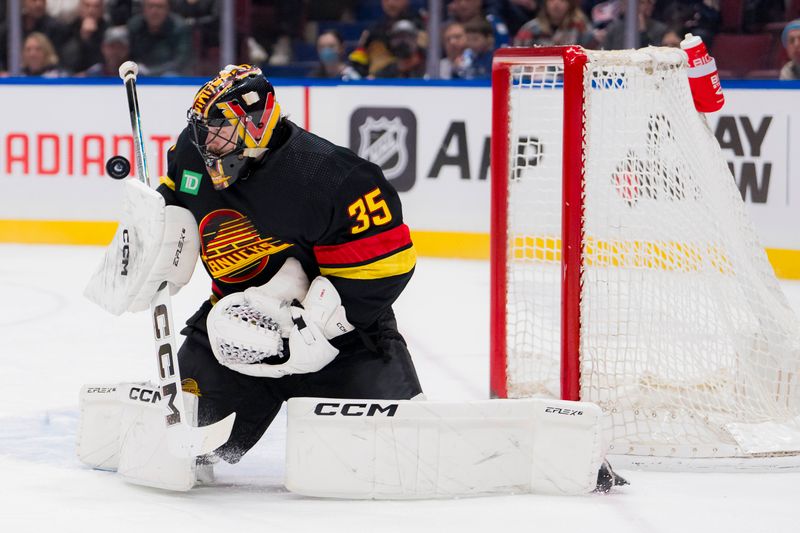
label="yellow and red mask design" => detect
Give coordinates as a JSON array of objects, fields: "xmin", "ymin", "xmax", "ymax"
[{"xmin": 188, "ymin": 65, "xmax": 281, "ymax": 190}]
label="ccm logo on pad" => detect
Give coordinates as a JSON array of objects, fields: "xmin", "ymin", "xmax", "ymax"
[
  {"xmin": 313, "ymin": 402, "xmax": 398, "ymax": 417},
  {"xmin": 545, "ymin": 406, "xmax": 584, "ymax": 416},
  {"xmin": 129, "ymin": 387, "xmax": 162, "ymax": 404}
]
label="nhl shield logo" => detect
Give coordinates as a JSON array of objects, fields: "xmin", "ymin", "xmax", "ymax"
[
  {"xmin": 350, "ymin": 107, "xmax": 417, "ymax": 192},
  {"xmin": 358, "ymin": 117, "xmax": 408, "ymax": 180}
]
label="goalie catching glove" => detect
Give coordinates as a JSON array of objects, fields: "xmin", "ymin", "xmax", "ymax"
[
  {"xmin": 84, "ymin": 180, "xmax": 200, "ymax": 315},
  {"xmin": 206, "ymin": 258, "xmax": 355, "ymax": 378}
]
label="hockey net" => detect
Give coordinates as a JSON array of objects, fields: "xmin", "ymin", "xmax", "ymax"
[{"xmin": 490, "ymin": 46, "xmax": 800, "ymax": 466}]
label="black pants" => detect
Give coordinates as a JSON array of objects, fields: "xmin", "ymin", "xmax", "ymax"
[{"xmin": 178, "ymin": 301, "xmax": 423, "ymax": 463}]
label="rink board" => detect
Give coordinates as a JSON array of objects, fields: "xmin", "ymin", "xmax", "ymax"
[{"xmin": 0, "ymin": 79, "xmax": 798, "ymax": 277}]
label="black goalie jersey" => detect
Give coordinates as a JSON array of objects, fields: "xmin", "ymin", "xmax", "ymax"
[{"xmin": 157, "ymin": 119, "xmax": 416, "ymax": 332}]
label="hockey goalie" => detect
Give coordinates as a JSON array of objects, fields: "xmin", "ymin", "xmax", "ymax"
[{"xmin": 77, "ymin": 63, "xmax": 622, "ymax": 496}]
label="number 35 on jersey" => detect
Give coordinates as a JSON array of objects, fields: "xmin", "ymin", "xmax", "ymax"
[{"xmin": 347, "ymin": 188, "xmax": 393, "ymax": 235}]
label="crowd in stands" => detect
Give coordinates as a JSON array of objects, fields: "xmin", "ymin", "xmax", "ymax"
[{"xmin": 0, "ymin": 0, "xmax": 798, "ymax": 79}]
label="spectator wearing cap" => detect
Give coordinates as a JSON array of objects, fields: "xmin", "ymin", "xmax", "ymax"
[
  {"xmin": 81, "ymin": 25, "xmax": 129, "ymax": 76},
  {"xmin": 350, "ymin": 0, "xmax": 426, "ymax": 77},
  {"xmin": 61, "ymin": 0, "xmax": 108, "ymax": 73},
  {"xmin": 780, "ymin": 19, "xmax": 800, "ymax": 81},
  {"xmin": 374, "ymin": 20, "xmax": 427, "ymax": 79},
  {"xmin": 127, "ymin": 0, "xmax": 191, "ymax": 76}
]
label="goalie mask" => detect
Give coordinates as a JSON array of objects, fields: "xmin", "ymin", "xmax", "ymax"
[{"xmin": 187, "ymin": 64, "xmax": 281, "ymax": 190}]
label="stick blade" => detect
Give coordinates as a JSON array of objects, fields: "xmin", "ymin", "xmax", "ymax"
[{"xmin": 166, "ymin": 412, "xmax": 236, "ymax": 458}]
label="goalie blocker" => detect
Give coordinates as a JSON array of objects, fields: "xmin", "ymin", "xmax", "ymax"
[{"xmin": 286, "ymin": 397, "xmax": 618, "ymax": 497}]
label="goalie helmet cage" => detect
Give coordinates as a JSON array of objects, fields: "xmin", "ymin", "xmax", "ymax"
[{"xmin": 490, "ymin": 46, "xmax": 800, "ymax": 469}]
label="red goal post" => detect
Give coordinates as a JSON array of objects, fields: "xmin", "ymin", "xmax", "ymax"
[
  {"xmin": 489, "ymin": 46, "xmax": 800, "ymax": 467},
  {"xmin": 491, "ymin": 46, "xmax": 587, "ymax": 402}
]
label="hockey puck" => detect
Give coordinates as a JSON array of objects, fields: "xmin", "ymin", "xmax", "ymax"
[{"xmin": 106, "ymin": 155, "xmax": 131, "ymax": 180}]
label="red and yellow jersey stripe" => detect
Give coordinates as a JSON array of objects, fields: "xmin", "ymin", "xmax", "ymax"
[{"xmin": 314, "ymin": 224, "xmax": 416, "ymax": 280}]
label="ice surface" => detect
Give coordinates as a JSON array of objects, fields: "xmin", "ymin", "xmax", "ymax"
[{"xmin": 1, "ymin": 244, "xmax": 799, "ymax": 532}]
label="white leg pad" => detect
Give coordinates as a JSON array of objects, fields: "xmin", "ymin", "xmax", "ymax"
[
  {"xmin": 285, "ymin": 397, "xmax": 606, "ymax": 499},
  {"xmin": 77, "ymin": 384, "xmax": 125, "ymax": 471},
  {"xmin": 77, "ymin": 382, "xmax": 206, "ymax": 491}
]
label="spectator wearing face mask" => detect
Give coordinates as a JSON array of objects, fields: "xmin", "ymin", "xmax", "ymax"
[
  {"xmin": 373, "ymin": 19, "xmax": 427, "ymax": 79},
  {"xmin": 308, "ymin": 29, "xmax": 361, "ymax": 80},
  {"xmin": 780, "ymin": 19, "xmax": 800, "ymax": 81}
]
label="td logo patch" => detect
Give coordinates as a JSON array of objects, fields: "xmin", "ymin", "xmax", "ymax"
[{"xmin": 180, "ymin": 170, "xmax": 202, "ymax": 195}]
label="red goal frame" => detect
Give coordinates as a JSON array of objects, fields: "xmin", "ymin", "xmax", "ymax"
[{"xmin": 490, "ymin": 47, "xmax": 588, "ymax": 401}]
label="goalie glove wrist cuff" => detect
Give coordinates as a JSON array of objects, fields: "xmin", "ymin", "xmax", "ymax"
[
  {"xmin": 271, "ymin": 276, "xmax": 355, "ymax": 375},
  {"xmin": 295, "ymin": 276, "xmax": 355, "ymax": 340}
]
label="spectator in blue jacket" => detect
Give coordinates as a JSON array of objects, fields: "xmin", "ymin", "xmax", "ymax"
[{"xmin": 455, "ymin": 18, "xmax": 494, "ymax": 79}]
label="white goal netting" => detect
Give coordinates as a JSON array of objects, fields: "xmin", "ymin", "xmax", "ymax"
[{"xmin": 500, "ymin": 47, "xmax": 800, "ymax": 460}]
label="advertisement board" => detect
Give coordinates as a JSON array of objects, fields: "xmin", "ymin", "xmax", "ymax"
[{"xmin": 0, "ymin": 79, "xmax": 797, "ymax": 275}]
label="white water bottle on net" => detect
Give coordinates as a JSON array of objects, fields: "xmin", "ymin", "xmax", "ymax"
[{"xmin": 490, "ymin": 46, "xmax": 800, "ymax": 469}]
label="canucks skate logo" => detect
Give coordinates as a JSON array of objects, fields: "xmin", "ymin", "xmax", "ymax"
[
  {"xmin": 199, "ymin": 209, "xmax": 293, "ymax": 283},
  {"xmin": 350, "ymin": 107, "xmax": 417, "ymax": 192}
]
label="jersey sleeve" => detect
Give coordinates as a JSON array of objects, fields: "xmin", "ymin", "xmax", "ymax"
[
  {"xmin": 313, "ymin": 161, "xmax": 416, "ymax": 330},
  {"xmin": 156, "ymin": 130, "xmax": 188, "ymax": 207}
]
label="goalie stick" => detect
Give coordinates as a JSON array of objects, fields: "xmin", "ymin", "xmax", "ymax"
[{"xmin": 118, "ymin": 61, "xmax": 235, "ymax": 458}]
